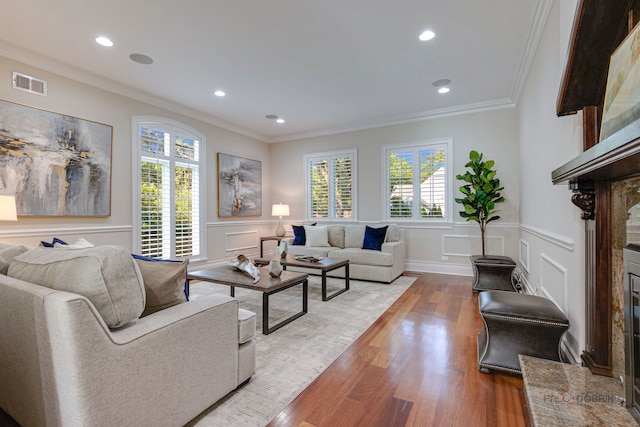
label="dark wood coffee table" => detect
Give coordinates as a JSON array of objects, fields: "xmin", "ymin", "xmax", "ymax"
[
  {"xmin": 187, "ymin": 266, "xmax": 308, "ymax": 335},
  {"xmin": 254, "ymin": 255, "xmax": 349, "ymax": 301}
]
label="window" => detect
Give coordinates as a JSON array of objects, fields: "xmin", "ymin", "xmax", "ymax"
[
  {"xmin": 132, "ymin": 117, "xmax": 205, "ymax": 259},
  {"xmin": 383, "ymin": 139, "xmax": 452, "ymax": 222},
  {"xmin": 304, "ymin": 149, "xmax": 357, "ymax": 220}
]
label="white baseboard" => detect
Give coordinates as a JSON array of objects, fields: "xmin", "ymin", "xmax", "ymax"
[{"xmin": 405, "ymin": 260, "xmax": 473, "ymax": 276}]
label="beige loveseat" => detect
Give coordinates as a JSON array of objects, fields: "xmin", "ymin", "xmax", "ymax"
[
  {"xmin": 283, "ymin": 224, "xmax": 405, "ymax": 283},
  {"xmin": 0, "ymin": 244, "xmax": 256, "ymax": 427}
]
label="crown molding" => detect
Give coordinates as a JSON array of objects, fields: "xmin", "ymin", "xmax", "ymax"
[
  {"xmin": 511, "ymin": 0, "xmax": 555, "ymax": 104},
  {"xmin": 267, "ymin": 98, "xmax": 516, "ymax": 143}
]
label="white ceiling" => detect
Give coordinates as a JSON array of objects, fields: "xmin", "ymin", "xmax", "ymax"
[{"xmin": 0, "ymin": 0, "xmax": 550, "ymax": 142}]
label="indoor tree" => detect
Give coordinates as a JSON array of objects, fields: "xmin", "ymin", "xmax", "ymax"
[{"xmin": 455, "ymin": 150, "xmax": 505, "ymax": 255}]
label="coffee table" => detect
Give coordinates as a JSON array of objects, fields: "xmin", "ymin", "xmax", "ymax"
[
  {"xmin": 187, "ymin": 266, "xmax": 308, "ymax": 335},
  {"xmin": 254, "ymin": 255, "xmax": 349, "ymax": 301}
]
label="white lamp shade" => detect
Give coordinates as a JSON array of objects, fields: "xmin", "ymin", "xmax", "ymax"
[
  {"xmin": 271, "ymin": 204, "xmax": 290, "ymax": 217},
  {"xmin": 0, "ymin": 195, "xmax": 17, "ymax": 221}
]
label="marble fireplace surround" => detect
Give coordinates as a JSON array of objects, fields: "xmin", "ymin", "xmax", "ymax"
[{"xmin": 611, "ymin": 176, "xmax": 640, "ymax": 381}]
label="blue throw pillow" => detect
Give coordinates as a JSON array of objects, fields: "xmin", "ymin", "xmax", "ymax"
[
  {"xmin": 362, "ymin": 226, "xmax": 388, "ymax": 251},
  {"xmin": 292, "ymin": 225, "xmax": 306, "ymax": 245},
  {"xmin": 132, "ymin": 254, "xmax": 190, "ymax": 301},
  {"xmin": 40, "ymin": 237, "xmax": 68, "ymax": 248}
]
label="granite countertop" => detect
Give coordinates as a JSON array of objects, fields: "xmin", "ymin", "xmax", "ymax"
[{"xmin": 520, "ymin": 355, "xmax": 638, "ymax": 426}]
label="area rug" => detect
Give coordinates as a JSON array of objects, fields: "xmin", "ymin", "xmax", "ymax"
[{"xmin": 185, "ymin": 274, "xmax": 415, "ymax": 427}]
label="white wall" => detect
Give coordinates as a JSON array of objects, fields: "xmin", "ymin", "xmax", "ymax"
[
  {"xmin": 0, "ymin": 56, "xmax": 275, "ymax": 266},
  {"xmin": 271, "ymin": 107, "xmax": 521, "ymax": 275},
  {"xmin": 517, "ymin": 0, "xmax": 585, "ymax": 360}
]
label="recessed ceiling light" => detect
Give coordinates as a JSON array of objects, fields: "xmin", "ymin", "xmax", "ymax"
[
  {"xmin": 276, "ymin": 118, "xmax": 285, "ymax": 124},
  {"xmin": 419, "ymin": 30, "xmax": 435, "ymax": 41},
  {"xmin": 265, "ymin": 114, "xmax": 279, "ymax": 120},
  {"xmin": 95, "ymin": 36, "xmax": 113, "ymax": 47},
  {"xmin": 214, "ymin": 90, "xmax": 226, "ymax": 97},
  {"xmin": 438, "ymin": 87, "xmax": 450, "ymax": 94},
  {"xmin": 129, "ymin": 53, "xmax": 154, "ymax": 65}
]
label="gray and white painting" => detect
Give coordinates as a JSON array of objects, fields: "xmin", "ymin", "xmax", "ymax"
[
  {"xmin": 218, "ymin": 153, "xmax": 261, "ymax": 217},
  {"xmin": 0, "ymin": 100, "xmax": 112, "ymax": 216}
]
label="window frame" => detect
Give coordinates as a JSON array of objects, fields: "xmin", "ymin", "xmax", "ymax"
[
  {"xmin": 381, "ymin": 138, "xmax": 453, "ymax": 224},
  {"xmin": 303, "ymin": 149, "xmax": 357, "ymax": 221},
  {"xmin": 132, "ymin": 116, "xmax": 206, "ymax": 260}
]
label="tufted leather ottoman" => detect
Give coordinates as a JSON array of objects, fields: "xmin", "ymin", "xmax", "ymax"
[
  {"xmin": 477, "ymin": 290, "xmax": 569, "ymax": 374},
  {"xmin": 471, "ymin": 255, "xmax": 517, "ymax": 292}
]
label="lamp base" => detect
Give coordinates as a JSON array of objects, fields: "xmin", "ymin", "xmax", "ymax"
[{"xmin": 275, "ymin": 217, "xmax": 286, "ymax": 237}]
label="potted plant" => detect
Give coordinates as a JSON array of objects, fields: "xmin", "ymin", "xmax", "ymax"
[{"xmin": 455, "ymin": 150, "xmax": 505, "ymax": 255}]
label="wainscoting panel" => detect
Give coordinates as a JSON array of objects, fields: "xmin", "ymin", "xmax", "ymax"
[
  {"xmin": 519, "ymin": 239, "xmax": 530, "ymax": 272},
  {"xmin": 442, "ymin": 234, "xmax": 505, "ymax": 257},
  {"xmin": 540, "ymin": 253, "xmax": 569, "ymax": 314},
  {"xmin": 225, "ymin": 230, "xmax": 259, "ymax": 253}
]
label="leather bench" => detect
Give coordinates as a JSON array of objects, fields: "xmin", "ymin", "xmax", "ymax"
[{"xmin": 477, "ymin": 290, "xmax": 570, "ymax": 374}]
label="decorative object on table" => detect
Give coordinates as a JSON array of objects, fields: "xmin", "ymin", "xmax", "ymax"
[
  {"xmin": 218, "ymin": 153, "xmax": 261, "ymax": 217},
  {"xmin": 0, "ymin": 195, "xmax": 17, "ymax": 221},
  {"xmin": 226, "ymin": 254, "xmax": 260, "ymax": 283},
  {"xmin": 455, "ymin": 150, "xmax": 505, "ymax": 255},
  {"xmin": 276, "ymin": 240, "xmax": 288, "ymax": 259},
  {"xmin": 267, "ymin": 260, "xmax": 283, "ymax": 278},
  {"xmin": 272, "ymin": 203, "xmax": 290, "ymax": 237},
  {"xmin": 599, "ymin": 22, "xmax": 640, "ymax": 144},
  {"xmin": 0, "ymin": 99, "xmax": 113, "ymax": 216},
  {"xmin": 294, "ymin": 255, "xmax": 324, "ymax": 263}
]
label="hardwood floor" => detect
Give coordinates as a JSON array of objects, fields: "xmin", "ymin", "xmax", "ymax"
[{"xmin": 266, "ymin": 272, "xmax": 528, "ymax": 427}]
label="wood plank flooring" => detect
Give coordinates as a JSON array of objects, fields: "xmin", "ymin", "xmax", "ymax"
[{"xmin": 266, "ymin": 272, "xmax": 528, "ymax": 427}]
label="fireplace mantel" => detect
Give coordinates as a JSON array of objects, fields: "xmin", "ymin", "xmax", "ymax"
[
  {"xmin": 552, "ymin": 128, "xmax": 640, "ymax": 184},
  {"xmin": 552, "ymin": 0, "xmax": 640, "ymax": 378}
]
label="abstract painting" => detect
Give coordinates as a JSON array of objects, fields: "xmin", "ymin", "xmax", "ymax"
[
  {"xmin": 600, "ymin": 23, "xmax": 640, "ymax": 144},
  {"xmin": 0, "ymin": 99, "xmax": 112, "ymax": 216},
  {"xmin": 218, "ymin": 153, "xmax": 261, "ymax": 217}
]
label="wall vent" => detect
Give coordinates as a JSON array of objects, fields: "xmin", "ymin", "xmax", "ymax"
[{"xmin": 12, "ymin": 72, "xmax": 47, "ymax": 96}]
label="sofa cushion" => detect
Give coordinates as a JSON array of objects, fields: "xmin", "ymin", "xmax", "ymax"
[
  {"xmin": 328, "ymin": 248, "xmax": 394, "ymax": 267},
  {"xmin": 305, "ymin": 225, "xmax": 330, "ymax": 247},
  {"xmin": 362, "ymin": 225, "xmax": 388, "ymax": 251},
  {"xmin": 132, "ymin": 255, "xmax": 189, "ymax": 317},
  {"xmin": 238, "ymin": 308, "xmax": 256, "ymax": 344},
  {"xmin": 7, "ymin": 246, "xmax": 146, "ymax": 328},
  {"xmin": 327, "ymin": 225, "xmax": 345, "ymax": 248},
  {"xmin": 292, "ymin": 225, "xmax": 306, "ymax": 245},
  {"xmin": 0, "ymin": 244, "xmax": 29, "ymax": 275},
  {"xmin": 344, "ymin": 225, "xmax": 366, "ymax": 248}
]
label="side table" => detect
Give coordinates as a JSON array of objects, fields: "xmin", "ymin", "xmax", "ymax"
[
  {"xmin": 471, "ymin": 255, "xmax": 517, "ymax": 292},
  {"xmin": 259, "ymin": 236, "xmax": 287, "ymax": 257}
]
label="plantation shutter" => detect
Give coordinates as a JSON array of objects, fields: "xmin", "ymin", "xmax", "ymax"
[
  {"xmin": 140, "ymin": 128, "xmax": 171, "ymax": 258},
  {"xmin": 385, "ymin": 141, "xmax": 448, "ymax": 221},
  {"xmin": 138, "ymin": 124, "xmax": 202, "ymax": 259},
  {"xmin": 332, "ymin": 156, "xmax": 352, "ymax": 219},
  {"xmin": 306, "ymin": 150, "xmax": 356, "ymax": 220}
]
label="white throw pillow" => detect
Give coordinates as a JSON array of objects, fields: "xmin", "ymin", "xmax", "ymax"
[{"xmin": 304, "ymin": 225, "xmax": 330, "ymax": 247}]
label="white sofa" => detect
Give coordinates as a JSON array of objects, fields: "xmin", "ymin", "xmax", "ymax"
[
  {"xmin": 0, "ymin": 244, "xmax": 256, "ymax": 427},
  {"xmin": 283, "ymin": 224, "xmax": 405, "ymax": 283}
]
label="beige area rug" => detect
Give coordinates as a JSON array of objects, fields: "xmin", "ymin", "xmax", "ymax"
[{"xmin": 185, "ymin": 274, "xmax": 415, "ymax": 427}]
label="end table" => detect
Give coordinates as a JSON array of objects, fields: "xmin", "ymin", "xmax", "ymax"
[{"xmin": 260, "ymin": 236, "xmax": 288, "ymax": 257}]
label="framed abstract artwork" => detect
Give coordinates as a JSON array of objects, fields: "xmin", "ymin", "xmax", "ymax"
[
  {"xmin": 218, "ymin": 152, "xmax": 262, "ymax": 217},
  {"xmin": 0, "ymin": 99, "xmax": 112, "ymax": 216}
]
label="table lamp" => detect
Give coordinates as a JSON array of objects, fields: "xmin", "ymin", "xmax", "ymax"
[
  {"xmin": 0, "ymin": 195, "xmax": 17, "ymax": 221},
  {"xmin": 271, "ymin": 203, "xmax": 290, "ymax": 237}
]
